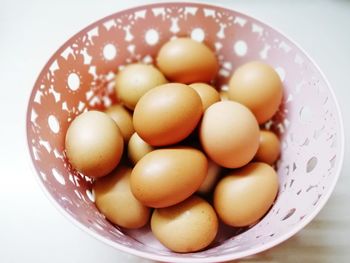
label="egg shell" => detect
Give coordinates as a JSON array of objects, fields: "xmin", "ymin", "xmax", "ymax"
[
  {"xmin": 157, "ymin": 38, "xmax": 219, "ymax": 84},
  {"xmin": 228, "ymin": 61, "xmax": 283, "ymax": 124},
  {"xmin": 151, "ymin": 195, "xmax": 218, "ymax": 253},
  {"xmin": 105, "ymin": 104, "xmax": 134, "ymax": 142},
  {"xmin": 133, "ymin": 83, "xmax": 203, "ymax": 146},
  {"xmin": 255, "ymin": 130, "xmax": 281, "ymax": 165},
  {"xmin": 130, "ymin": 147, "xmax": 208, "ymax": 208},
  {"xmin": 127, "ymin": 132, "xmax": 154, "ymax": 164},
  {"xmin": 93, "ymin": 166, "xmax": 150, "ymax": 229},
  {"xmin": 197, "ymin": 160, "xmax": 221, "ymax": 195},
  {"xmin": 65, "ymin": 111, "xmax": 124, "ymax": 178},
  {"xmin": 214, "ymin": 162, "xmax": 279, "ymax": 227},
  {"xmin": 115, "ymin": 63, "xmax": 167, "ymax": 110},
  {"xmin": 199, "ymin": 101, "xmax": 260, "ymax": 168},
  {"xmin": 189, "ymin": 83, "xmax": 221, "ymax": 111}
]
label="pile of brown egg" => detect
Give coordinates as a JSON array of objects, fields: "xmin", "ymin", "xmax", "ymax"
[{"xmin": 65, "ymin": 37, "xmax": 282, "ymax": 253}]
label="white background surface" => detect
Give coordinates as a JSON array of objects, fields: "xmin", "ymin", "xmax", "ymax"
[{"xmin": 1, "ymin": 0, "xmax": 349, "ymax": 262}]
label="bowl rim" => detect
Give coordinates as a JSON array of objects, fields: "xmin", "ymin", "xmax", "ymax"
[{"xmin": 25, "ymin": 1, "xmax": 345, "ymax": 262}]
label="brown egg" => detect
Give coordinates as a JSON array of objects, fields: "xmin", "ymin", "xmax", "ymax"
[
  {"xmin": 157, "ymin": 38, "xmax": 219, "ymax": 84},
  {"xmin": 65, "ymin": 111, "xmax": 124, "ymax": 178},
  {"xmin": 127, "ymin": 132, "xmax": 154, "ymax": 164},
  {"xmin": 214, "ymin": 162, "xmax": 279, "ymax": 227},
  {"xmin": 151, "ymin": 195, "xmax": 218, "ymax": 253},
  {"xmin": 93, "ymin": 166, "xmax": 150, "ymax": 229},
  {"xmin": 115, "ymin": 63, "xmax": 167, "ymax": 110},
  {"xmin": 255, "ymin": 130, "xmax": 281, "ymax": 165},
  {"xmin": 105, "ymin": 104, "xmax": 134, "ymax": 142},
  {"xmin": 189, "ymin": 83, "xmax": 220, "ymax": 111},
  {"xmin": 130, "ymin": 147, "xmax": 207, "ymax": 208},
  {"xmin": 228, "ymin": 61, "xmax": 283, "ymax": 124},
  {"xmin": 197, "ymin": 160, "xmax": 221, "ymax": 195},
  {"xmin": 199, "ymin": 101, "xmax": 260, "ymax": 168},
  {"xmin": 133, "ymin": 83, "xmax": 203, "ymax": 146}
]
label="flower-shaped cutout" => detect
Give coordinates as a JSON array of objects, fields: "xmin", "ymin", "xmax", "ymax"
[
  {"xmin": 177, "ymin": 8, "xmax": 220, "ymax": 50},
  {"xmin": 87, "ymin": 25, "xmax": 129, "ymax": 75},
  {"xmin": 130, "ymin": 9, "xmax": 172, "ymax": 59},
  {"xmin": 52, "ymin": 53, "xmax": 93, "ymax": 116}
]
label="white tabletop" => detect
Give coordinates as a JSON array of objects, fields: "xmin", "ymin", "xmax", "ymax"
[{"xmin": 1, "ymin": 0, "xmax": 349, "ymax": 262}]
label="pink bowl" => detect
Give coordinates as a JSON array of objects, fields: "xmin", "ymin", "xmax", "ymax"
[{"xmin": 26, "ymin": 2, "xmax": 344, "ymax": 262}]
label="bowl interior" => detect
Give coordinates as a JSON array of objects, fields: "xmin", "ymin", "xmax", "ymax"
[{"xmin": 26, "ymin": 2, "xmax": 343, "ymax": 262}]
